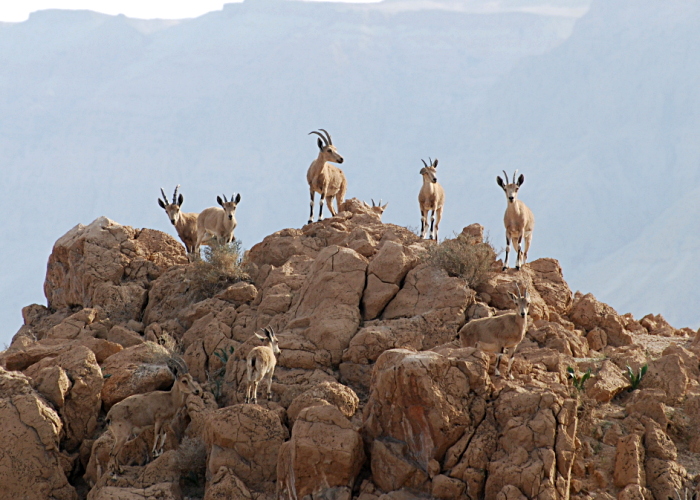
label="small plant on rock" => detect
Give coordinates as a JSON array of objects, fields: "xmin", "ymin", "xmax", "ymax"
[
  {"xmin": 190, "ymin": 240, "xmax": 250, "ymax": 298},
  {"xmin": 567, "ymin": 366, "xmax": 593, "ymax": 392},
  {"xmin": 626, "ymin": 364, "xmax": 648, "ymax": 392},
  {"xmin": 426, "ymin": 233, "xmax": 496, "ymax": 289}
]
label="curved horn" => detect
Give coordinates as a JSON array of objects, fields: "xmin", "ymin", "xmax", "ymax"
[
  {"xmin": 221, "ymin": 194, "xmax": 228, "ymax": 203},
  {"xmin": 513, "ymin": 170, "xmax": 519, "ymax": 184},
  {"xmin": 428, "ymin": 157, "xmax": 433, "ymax": 166},
  {"xmin": 514, "ymin": 282, "xmax": 522, "ymax": 297},
  {"xmin": 172, "ymin": 185, "xmax": 180, "ymax": 204},
  {"xmin": 371, "ymin": 198, "xmax": 376, "ymax": 207},
  {"xmin": 422, "ymin": 159, "xmax": 428, "ymax": 168},
  {"xmin": 167, "ymin": 356, "xmax": 189, "ymax": 376},
  {"xmin": 160, "ymin": 188, "xmax": 169, "ymax": 204},
  {"xmin": 319, "ymin": 128, "xmax": 332, "ymax": 145},
  {"xmin": 308, "ymin": 131, "xmax": 328, "ymax": 146},
  {"xmin": 502, "ymin": 170, "xmax": 509, "ymax": 184}
]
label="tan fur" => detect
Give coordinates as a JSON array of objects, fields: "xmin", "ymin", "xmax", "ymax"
[
  {"xmin": 105, "ymin": 359, "xmax": 201, "ymax": 474},
  {"xmin": 497, "ymin": 170, "xmax": 535, "ymax": 270},
  {"xmin": 459, "ymin": 287, "xmax": 530, "ymax": 378},
  {"xmin": 363, "ymin": 199, "xmax": 389, "ymax": 219},
  {"xmin": 418, "ymin": 159, "xmax": 445, "ymax": 240},
  {"xmin": 245, "ymin": 328, "xmax": 280, "ymax": 404},
  {"xmin": 194, "ymin": 194, "xmax": 240, "ymax": 254},
  {"xmin": 307, "ymin": 129, "xmax": 346, "ymax": 224},
  {"xmin": 158, "ymin": 186, "xmax": 199, "ymax": 257}
]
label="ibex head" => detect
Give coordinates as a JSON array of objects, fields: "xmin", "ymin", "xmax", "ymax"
[
  {"xmin": 497, "ymin": 170, "xmax": 525, "ymax": 203},
  {"xmin": 158, "ymin": 185, "xmax": 184, "ymax": 225},
  {"xmin": 370, "ymin": 198, "xmax": 389, "ymax": 216},
  {"xmin": 217, "ymin": 193, "xmax": 241, "ymax": 221},
  {"xmin": 309, "ymin": 129, "xmax": 343, "ymax": 164},
  {"xmin": 255, "ymin": 326, "xmax": 280, "ymax": 355},
  {"xmin": 508, "ymin": 283, "xmax": 531, "ymax": 318},
  {"xmin": 166, "ymin": 357, "xmax": 202, "ymax": 397},
  {"xmin": 420, "ymin": 158, "xmax": 438, "ymax": 183}
]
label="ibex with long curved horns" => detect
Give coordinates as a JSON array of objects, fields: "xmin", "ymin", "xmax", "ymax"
[
  {"xmin": 157, "ymin": 185, "xmax": 199, "ymax": 257},
  {"xmin": 496, "ymin": 170, "xmax": 535, "ymax": 270},
  {"xmin": 194, "ymin": 193, "xmax": 241, "ymax": 254},
  {"xmin": 307, "ymin": 129, "xmax": 346, "ymax": 224},
  {"xmin": 418, "ymin": 158, "xmax": 445, "ymax": 240}
]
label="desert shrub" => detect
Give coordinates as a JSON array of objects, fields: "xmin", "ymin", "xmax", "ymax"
[
  {"xmin": 626, "ymin": 364, "xmax": 648, "ymax": 392},
  {"xmin": 426, "ymin": 233, "xmax": 496, "ymax": 288},
  {"xmin": 190, "ymin": 240, "xmax": 250, "ymax": 298}
]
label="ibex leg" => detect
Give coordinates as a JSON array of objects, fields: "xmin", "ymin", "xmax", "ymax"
[
  {"xmin": 308, "ymin": 190, "xmax": 315, "ymax": 224},
  {"xmin": 266, "ymin": 372, "xmax": 274, "ymax": 401},
  {"xmin": 434, "ymin": 206, "xmax": 443, "ymax": 241},
  {"xmin": 523, "ymin": 231, "xmax": 533, "ymax": 265},
  {"xmin": 515, "ymin": 235, "xmax": 523, "ymax": 270},
  {"xmin": 420, "ymin": 209, "xmax": 428, "ymax": 239},
  {"xmin": 429, "ymin": 210, "xmax": 436, "ymax": 240},
  {"xmin": 318, "ymin": 191, "xmax": 325, "ymax": 221},
  {"xmin": 503, "ymin": 235, "xmax": 511, "ymax": 271},
  {"xmin": 325, "ymin": 196, "xmax": 336, "ymax": 217}
]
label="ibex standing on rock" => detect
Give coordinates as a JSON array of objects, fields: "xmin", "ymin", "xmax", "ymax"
[
  {"xmin": 158, "ymin": 186, "xmax": 199, "ymax": 256},
  {"xmin": 497, "ymin": 170, "xmax": 535, "ymax": 270},
  {"xmin": 245, "ymin": 327, "xmax": 280, "ymax": 404},
  {"xmin": 194, "ymin": 193, "xmax": 241, "ymax": 254},
  {"xmin": 458, "ymin": 283, "xmax": 530, "ymax": 378},
  {"xmin": 307, "ymin": 129, "xmax": 346, "ymax": 224},
  {"xmin": 418, "ymin": 158, "xmax": 445, "ymax": 240},
  {"xmin": 106, "ymin": 357, "xmax": 201, "ymax": 474}
]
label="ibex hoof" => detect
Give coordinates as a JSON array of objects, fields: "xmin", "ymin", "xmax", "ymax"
[
  {"xmin": 515, "ymin": 266, "xmax": 520, "ymax": 270},
  {"xmin": 267, "ymin": 394, "xmax": 272, "ymax": 401},
  {"xmin": 502, "ymin": 266, "xmax": 507, "ymax": 272},
  {"xmin": 307, "ymin": 220, "xmax": 313, "ymax": 225}
]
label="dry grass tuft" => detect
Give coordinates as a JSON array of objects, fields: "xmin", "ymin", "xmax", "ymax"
[
  {"xmin": 427, "ymin": 233, "xmax": 496, "ymax": 288},
  {"xmin": 190, "ymin": 241, "xmax": 250, "ymax": 298}
]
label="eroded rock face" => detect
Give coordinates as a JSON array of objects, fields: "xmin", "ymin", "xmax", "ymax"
[
  {"xmin": 278, "ymin": 405, "xmax": 365, "ymax": 498},
  {"xmin": 0, "ymin": 368, "xmax": 77, "ymax": 500},
  {"xmin": 203, "ymin": 404, "xmax": 288, "ymax": 493},
  {"xmin": 569, "ymin": 293, "xmax": 633, "ymax": 347},
  {"xmin": 45, "ymin": 217, "xmax": 187, "ymax": 322},
  {"xmin": 286, "ymin": 381, "xmax": 359, "ymax": 426},
  {"xmin": 24, "ymin": 345, "xmax": 103, "ymax": 451}
]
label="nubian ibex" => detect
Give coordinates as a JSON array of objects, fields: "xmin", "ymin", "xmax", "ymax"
[
  {"xmin": 105, "ymin": 357, "xmax": 202, "ymax": 474},
  {"xmin": 245, "ymin": 327, "xmax": 280, "ymax": 404},
  {"xmin": 307, "ymin": 129, "xmax": 346, "ymax": 224},
  {"xmin": 458, "ymin": 283, "xmax": 530, "ymax": 378},
  {"xmin": 363, "ymin": 199, "xmax": 389, "ymax": 219},
  {"xmin": 158, "ymin": 185, "xmax": 199, "ymax": 257},
  {"xmin": 497, "ymin": 170, "xmax": 535, "ymax": 270},
  {"xmin": 418, "ymin": 158, "xmax": 445, "ymax": 240},
  {"xmin": 194, "ymin": 193, "xmax": 241, "ymax": 254}
]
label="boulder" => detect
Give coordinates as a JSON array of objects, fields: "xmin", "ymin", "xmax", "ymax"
[
  {"xmin": 100, "ymin": 342, "xmax": 174, "ymax": 407},
  {"xmin": 284, "ymin": 245, "xmax": 367, "ymax": 365},
  {"xmin": 287, "ymin": 381, "xmax": 359, "ymax": 426},
  {"xmin": 569, "ymin": 293, "xmax": 633, "ymax": 346},
  {"xmin": 204, "ymin": 467, "xmax": 253, "ymax": 499},
  {"xmin": 25, "ymin": 345, "xmax": 103, "ymax": 452},
  {"xmin": 640, "ymin": 353, "xmax": 690, "ymax": 404},
  {"xmin": 45, "ymin": 217, "xmax": 186, "ymax": 321},
  {"xmin": 0, "ymin": 368, "xmax": 77, "ymax": 500},
  {"xmin": 278, "ymin": 405, "xmax": 365, "ymax": 498},
  {"xmin": 613, "ymin": 434, "xmax": 645, "ymax": 488},
  {"xmin": 203, "ymin": 404, "xmax": 288, "ymax": 493},
  {"xmin": 586, "ymin": 360, "xmax": 629, "ymax": 403},
  {"xmin": 0, "ymin": 337, "xmax": 122, "ymax": 371},
  {"xmin": 215, "ymin": 282, "xmax": 258, "ymax": 304}
]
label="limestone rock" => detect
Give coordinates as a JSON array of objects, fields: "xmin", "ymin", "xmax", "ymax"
[
  {"xmin": 569, "ymin": 293, "xmax": 633, "ymax": 346},
  {"xmin": 586, "ymin": 360, "xmax": 629, "ymax": 403},
  {"xmin": 215, "ymin": 282, "xmax": 258, "ymax": 304},
  {"xmin": 0, "ymin": 337, "xmax": 122, "ymax": 371},
  {"xmin": 32, "ymin": 365, "xmax": 71, "ymax": 408},
  {"xmin": 25, "ymin": 345, "xmax": 103, "ymax": 452},
  {"xmin": 287, "ymin": 381, "xmax": 359, "ymax": 426},
  {"xmin": 477, "ymin": 271, "xmax": 548, "ymax": 321},
  {"xmin": 0, "ymin": 368, "xmax": 77, "ymax": 500},
  {"xmin": 525, "ymin": 258, "xmax": 573, "ymax": 316},
  {"xmin": 204, "ymin": 467, "xmax": 253, "ymax": 500},
  {"xmin": 203, "ymin": 404, "xmax": 288, "ymax": 493},
  {"xmin": 640, "ymin": 353, "xmax": 690, "ymax": 404},
  {"xmin": 44, "ymin": 217, "xmax": 186, "ymax": 321},
  {"xmin": 277, "ymin": 405, "xmax": 365, "ymax": 498},
  {"xmin": 613, "ymin": 434, "xmax": 645, "ymax": 488},
  {"xmin": 100, "ymin": 342, "xmax": 174, "ymax": 407}
]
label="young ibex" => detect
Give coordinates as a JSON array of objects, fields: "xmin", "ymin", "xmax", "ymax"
[
  {"xmin": 158, "ymin": 185, "xmax": 199, "ymax": 256},
  {"xmin": 245, "ymin": 327, "xmax": 280, "ymax": 404},
  {"xmin": 194, "ymin": 193, "xmax": 241, "ymax": 254},
  {"xmin": 307, "ymin": 129, "xmax": 346, "ymax": 224},
  {"xmin": 418, "ymin": 158, "xmax": 445, "ymax": 240},
  {"xmin": 497, "ymin": 170, "xmax": 535, "ymax": 270},
  {"xmin": 363, "ymin": 199, "xmax": 389, "ymax": 219},
  {"xmin": 105, "ymin": 357, "xmax": 201, "ymax": 474},
  {"xmin": 458, "ymin": 283, "xmax": 530, "ymax": 378}
]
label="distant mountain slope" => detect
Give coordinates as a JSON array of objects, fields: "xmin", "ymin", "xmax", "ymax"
[{"xmin": 0, "ymin": 0, "xmax": 581, "ymax": 344}]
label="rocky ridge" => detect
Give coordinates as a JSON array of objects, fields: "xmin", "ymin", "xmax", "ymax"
[{"xmin": 1, "ymin": 201, "xmax": 699, "ymax": 500}]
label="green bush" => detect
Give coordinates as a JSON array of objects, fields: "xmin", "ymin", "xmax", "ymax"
[
  {"xmin": 426, "ymin": 233, "xmax": 496, "ymax": 288},
  {"xmin": 626, "ymin": 364, "xmax": 648, "ymax": 392},
  {"xmin": 567, "ymin": 366, "xmax": 593, "ymax": 392},
  {"xmin": 190, "ymin": 240, "xmax": 250, "ymax": 298}
]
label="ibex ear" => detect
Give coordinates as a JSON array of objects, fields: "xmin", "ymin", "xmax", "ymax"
[
  {"xmin": 177, "ymin": 194, "xmax": 184, "ymax": 206},
  {"xmin": 234, "ymin": 193, "xmax": 241, "ymax": 204},
  {"xmin": 517, "ymin": 174, "xmax": 525, "ymax": 186},
  {"xmin": 158, "ymin": 198, "xmax": 166, "ymax": 209},
  {"xmin": 317, "ymin": 138, "xmax": 323, "ymax": 150},
  {"xmin": 497, "ymin": 177, "xmax": 505, "ymax": 188},
  {"xmin": 433, "ymin": 159, "xmax": 438, "ymax": 168},
  {"xmin": 217, "ymin": 196, "xmax": 224, "ymax": 207},
  {"xmin": 381, "ymin": 202, "xmax": 389, "ymax": 210}
]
